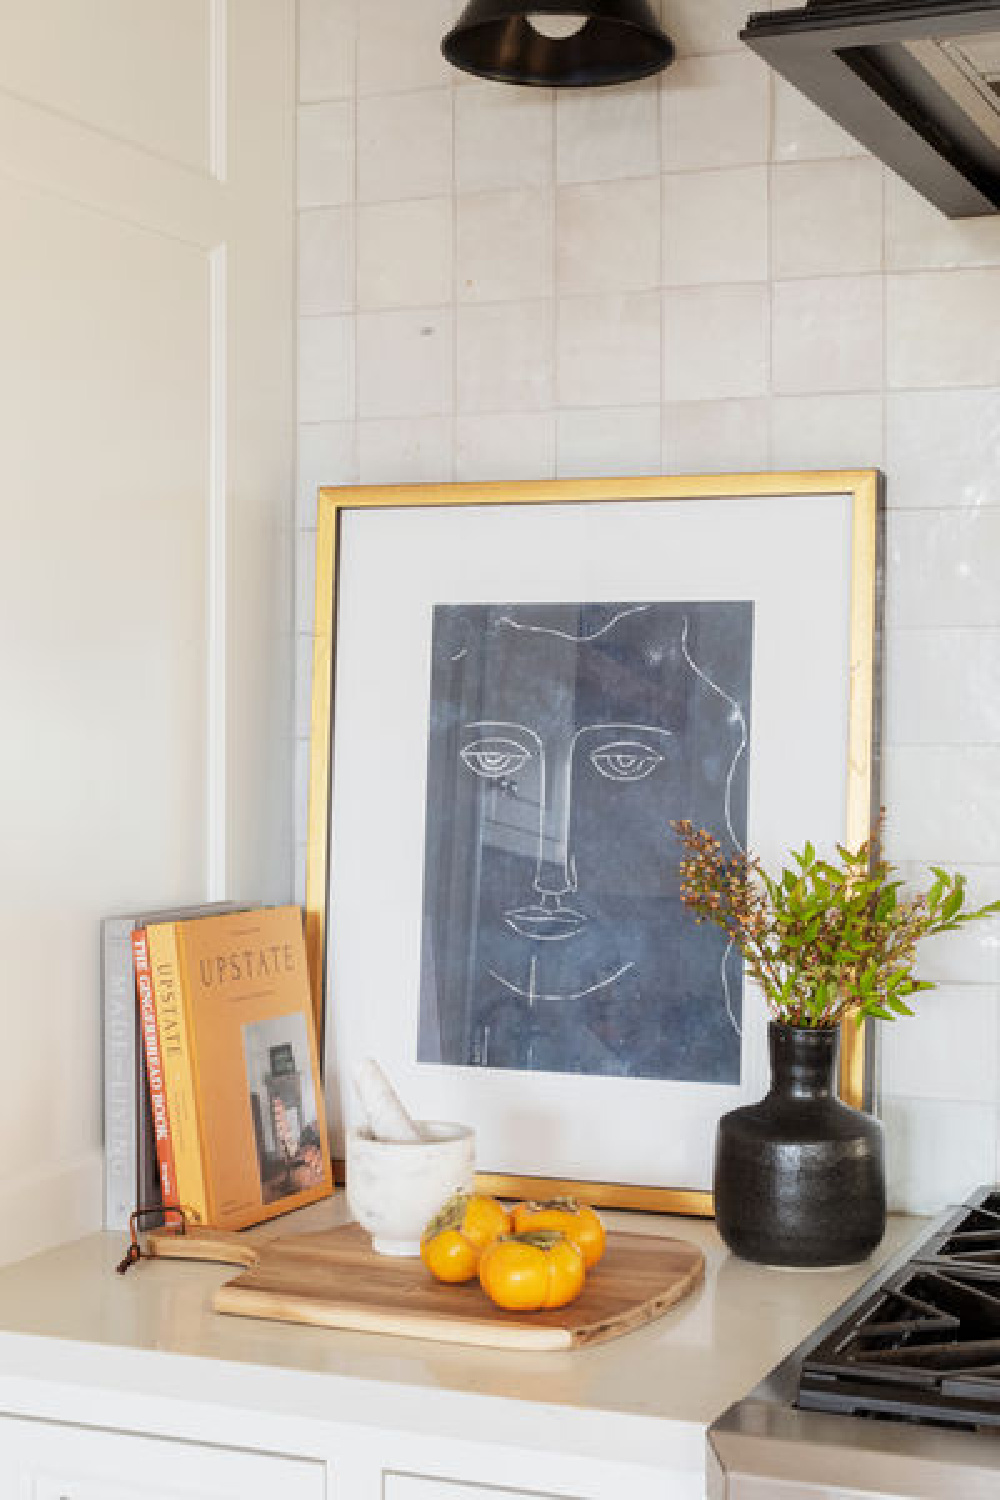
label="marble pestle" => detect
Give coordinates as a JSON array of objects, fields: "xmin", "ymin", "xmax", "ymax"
[{"xmin": 352, "ymin": 1057, "xmax": 427, "ymax": 1143}]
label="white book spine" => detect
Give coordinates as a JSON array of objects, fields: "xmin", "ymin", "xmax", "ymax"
[{"xmin": 102, "ymin": 919, "xmax": 136, "ymax": 1232}]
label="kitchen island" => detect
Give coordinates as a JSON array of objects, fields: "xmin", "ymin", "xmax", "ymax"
[{"xmin": 0, "ymin": 1197, "xmax": 921, "ymax": 1498}]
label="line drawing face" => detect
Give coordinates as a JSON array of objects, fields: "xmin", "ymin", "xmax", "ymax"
[
  {"xmin": 418, "ymin": 601, "xmax": 753, "ymax": 1084},
  {"xmin": 460, "ymin": 719, "xmax": 672, "ymax": 945}
]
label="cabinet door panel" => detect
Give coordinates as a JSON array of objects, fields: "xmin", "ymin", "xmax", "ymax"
[
  {"xmin": 386, "ymin": 1476, "xmax": 579, "ymax": 1500},
  {"xmin": 0, "ymin": 1415, "xmax": 324, "ymax": 1499}
]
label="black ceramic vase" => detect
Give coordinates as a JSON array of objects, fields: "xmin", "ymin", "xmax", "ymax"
[{"xmin": 714, "ymin": 1022, "xmax": 885, "ymax": 1267}]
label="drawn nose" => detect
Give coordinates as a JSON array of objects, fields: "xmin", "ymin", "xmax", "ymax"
[
  {"xmin": 533, "ymin": 852, "xmax": 577, "ymax": 900},
  {"xmin": 532, "ymin": 744, "xmax": 576, "ymax": 899}
]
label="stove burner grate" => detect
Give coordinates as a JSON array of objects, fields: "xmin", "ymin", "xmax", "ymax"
[{"xmin": 797, "ymin": 1187, "xmax": 1000, "ymax": 1428}]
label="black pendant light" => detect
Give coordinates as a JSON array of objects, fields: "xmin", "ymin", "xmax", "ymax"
[{"xmin": 442, "ymin": 1, "xmax": 674, "ymax": 88}]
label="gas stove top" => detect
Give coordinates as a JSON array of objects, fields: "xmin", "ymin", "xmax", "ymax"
[{"xmin": 798, "ymin": 1187, "xmax": 1000, "ymax": 1431}]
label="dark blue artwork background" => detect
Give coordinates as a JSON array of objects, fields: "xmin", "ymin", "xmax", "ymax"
[{"xmin": 417, "ymin": 601, "xmax": 753, "ymax": 1084}]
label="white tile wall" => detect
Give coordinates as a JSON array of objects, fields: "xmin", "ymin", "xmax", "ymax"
[
  {"xmin": 770, "ymin": 393, "xmax": 883, "ymax": 471},
  {"xmin": 357, "ymin": 198, "xmax": 453, "ymax": 310},
  {"xmin": 886, "ymin": 389, "xmax": 1000, "ymax": 509},
  {"xmin": 556, "ymin": 79, "xmax": 660, "ymax": 183},
  {"xmin": 883, "ymin": 1098, "xmax": 998, "ymax": 1216},
  {"xmin": 888, "ymin": 509, "xmax": 1000, "ymax": 629},
  {"xmin": 665, "ymin": 0, "xmax": 754, "ymax": 58},
  {"xmin": 556, "ymin": 405, "xmax": 661, "ymax": 478},
  {"xmin": 299, "ymin": 0, "xmax": 356, "ymax": 102},
  {"xmin": 662, "ymin": 166, "xmax": 768, "ymax": 286},
  {"xmin": 772, "ymin": 276, "xmax": 883, "ymax": 394},
  {"xmin": 297, "ymin": 100, "xmax": 354, "ymax": 206},
  {"xmin": 358, "ymin": 306, "xmax": 454, "ymax": 418},
  {"xmin": 357, "ymin": 0, "xmax": 457, "ymax": 96},
  {"xmin": 663, "ymin": 283, "xmax": 768, "ymax": 400},
  {"xmin": 558, "ymin": 291, "xmax": 661, "ymax": 406},
  {"xmin": 662, "ymin": 397, "xmax": 769, "ymax": 472},
  {"xmin": 295, "ymin": 0, "xmax": 1000, "ymax": 1213},
  {"xmin": 662, "ymin": 53, "xmax": 769, "ymax": 171},
  {"xmin": 560, "ymin": 178, "xmax": 661, "ymax": 294},
  {"xmin": 455, "ymin": 85, "xmax": 554, "ymax": 193},
  {"xmin": 458, "ymin": 300, "xmax": 555, "ymax": 412},
  {"xmin": 771, "ymin": 74, "xmax": 866, "ymax": 163},
  {"xmin": 456, "ymin": 412, "xmax": 556, "ymax": 480},
  {"xmin": 458, "ymin": 188, "xmax": 554, "ymax": 302},
  {"xmin": 298, "ymin": 314, "xmax": 354, "ymax": 422},
  {"xmin": 358, "ymin": 415, "xmax": 453, "ymax": 483},
  {"xmin": 299, "ymin": 207, "xmax": 354, "ymax": 315},
  {"xmin": 357, "ymin": 89, "xmax": 452, "ymax": 202},
  {"xmin": 888, "ymin": 269, "xmax": 1000, "ymax": 390},
  {"xmin": 885, "ymin": 171, "xmax": 1000, "ymax": 272},
  {"xmin": 295, "ymin": 420, "xmax": 355, "ymax": 532},
  {"xmin": 771, "ymin": 158, "xmax": 883, "ymax": 278}
]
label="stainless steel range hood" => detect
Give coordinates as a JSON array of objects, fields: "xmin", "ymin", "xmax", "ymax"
[{"xmin": 741, "ymin": 1, "xmax": 1000, "ymax": 218}]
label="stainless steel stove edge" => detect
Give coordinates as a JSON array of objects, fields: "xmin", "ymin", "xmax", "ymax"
[
  {"xmin": 709, "ymin": 1399, "xmax": 1000, "ymax": 1499},
  {"xmin": 707, "ymin": 1206, "xmax": 1000, "ymax": 1497}
]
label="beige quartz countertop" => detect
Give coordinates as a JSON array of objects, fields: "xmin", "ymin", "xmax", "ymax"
[{"xmin": 0, "ymin": 1193, "xmax": 924, "ymax": 1463}]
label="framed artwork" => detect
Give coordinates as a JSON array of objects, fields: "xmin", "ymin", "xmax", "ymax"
[{"xmin": 305, "ymin": 473, "xmax": 882, "ymax": 1216}]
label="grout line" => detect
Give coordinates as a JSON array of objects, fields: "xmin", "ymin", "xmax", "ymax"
[
  {"xmin": 351, "ymin": 0, "xmax": 360, "ymax": 455},
  {"xmin": 881, "ymin": 162, "xmax": 889, "ymax": 469},
  {"xmin": 292, "ymin": 0, "xmax": 303, "ymax": 895},
  {"xmin": 552, "ymin": 87, "xmax": 560, "ymax": 466},
  {"xmin": 765, "ymin": 63, "xmax": 775, "ymax": 472},
  {"xmin": 657, "ymin": 60, "xmax": 665, "ymax": 473},
  {"xmin": 450, "ymin": 66, "xmax": 459, "ymax": 480}
]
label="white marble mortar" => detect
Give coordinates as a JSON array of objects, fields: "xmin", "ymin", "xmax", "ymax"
[{"xmin": 345, "ymin": 1121, "xmax": 476, "ymax": 1257}]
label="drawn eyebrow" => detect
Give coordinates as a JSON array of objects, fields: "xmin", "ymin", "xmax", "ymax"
[
  {"xmin": 577, "ymin": 723, "xmax": 672, "ymax": 741},
  {"xmin": 464, "ymin": 720, "xmax": 539, "ymax": 743},
  {"xmin": 464, "ymin": 721, "xmax": 672, "ymax": 744}
]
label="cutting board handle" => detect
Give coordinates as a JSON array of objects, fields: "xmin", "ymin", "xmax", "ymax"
[{"xmin": 146, "ymin": 1225, "xmax": 260, "ymax": 1269}]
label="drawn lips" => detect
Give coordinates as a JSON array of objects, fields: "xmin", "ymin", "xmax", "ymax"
[{"xmin": 504, "ymin": 904, "xmax": 587, "ymax": 940}]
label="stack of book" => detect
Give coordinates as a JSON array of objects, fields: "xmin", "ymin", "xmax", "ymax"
[{"xmin": 102, "ymin": 904, "xmax": 332, "ymax": 1233}]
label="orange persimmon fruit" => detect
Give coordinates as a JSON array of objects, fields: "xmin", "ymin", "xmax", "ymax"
[
  {"xmin": 511, "ymin": 1197, "xmax": 606, "ymax": 1268},
  {"xmin": 478, "ymin": 1230, "xmax": 586, "ymax": 1311},
  {"xmin": 420, "ymin": 1192, "xmax": 511, "ymax": 1284}
]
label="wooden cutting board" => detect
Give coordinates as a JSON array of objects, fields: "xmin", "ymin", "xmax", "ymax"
[{"xmin": 147, "ymin": 1221, "xmax": 704, "ymax": 1351}]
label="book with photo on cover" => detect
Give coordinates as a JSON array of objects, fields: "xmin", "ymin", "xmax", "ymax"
[{"xmin": 142, "ymin": 905, "xmax": 332, "ymax": 1231}]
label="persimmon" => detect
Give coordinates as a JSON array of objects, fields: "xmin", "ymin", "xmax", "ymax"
[
  {"xmin": 512, "ymin": 1197, "xmax": 606, "ymax": 1268},
  {"xmin": 479, "ymin": 1231, "xmax": 586, "ymax": 1311},
  {"xmin": 420, "ymin": 1192, "xmax": 511, "ymax": 1284}
]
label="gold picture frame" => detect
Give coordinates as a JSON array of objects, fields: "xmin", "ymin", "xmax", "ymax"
[{"xmin": 306, "ymin": 471, "xmax": 882, "ymax": 1217}]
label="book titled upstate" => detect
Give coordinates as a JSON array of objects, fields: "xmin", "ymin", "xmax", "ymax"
[{"xmin": 145, "ymin": 906, "xmax": 332, "ymax": 1231}]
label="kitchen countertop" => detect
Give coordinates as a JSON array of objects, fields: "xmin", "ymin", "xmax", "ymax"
[{"xmin": 0, "ymin": 1194, "xmax": 923, "ymax": 1475}]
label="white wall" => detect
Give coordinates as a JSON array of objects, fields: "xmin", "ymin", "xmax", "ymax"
[
  {"xmin": 294, "ymin": 0, "xmax": 1000, "ymax": 1214},
  {"xmin": 0, "ymin": 0, "xmax": 297, "ymax": 1264}
]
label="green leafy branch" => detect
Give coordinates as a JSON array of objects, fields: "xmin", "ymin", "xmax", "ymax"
[{"xmin": 672, "ymin": 820, "xmax": 1000, "ymax": 1029}]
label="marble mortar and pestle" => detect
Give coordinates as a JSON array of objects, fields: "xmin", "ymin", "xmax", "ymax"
[{"xmin": 345, "ymin": 1059, "xmax": 475, "ymax": 1256}]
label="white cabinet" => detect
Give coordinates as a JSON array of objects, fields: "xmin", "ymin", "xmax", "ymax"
[
  {"xmin": 0, "ymin": 1416, "xmax": 325, "ymax": 1500},
  {"xmin": 386, "ymin": 1477, "xmax": 579, "ymax": 1500}
]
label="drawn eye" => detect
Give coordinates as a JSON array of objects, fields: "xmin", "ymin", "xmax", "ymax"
[
  {"xmin": 461, "ymin": 738, "xmax": 531, "ymax": 780},
  {"xmin": 590, "ymin": 741, "xmax": 663, "ymax": 782}
]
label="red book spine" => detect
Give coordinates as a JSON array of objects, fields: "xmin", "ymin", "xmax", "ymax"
[{"xmin": 132, "ymin": 928, "xmax": 182, "ymax": 1227}]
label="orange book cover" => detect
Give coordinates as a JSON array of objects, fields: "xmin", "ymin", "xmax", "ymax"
[
  {"xmin": 168, "ymin": 905, "xmax": 332, "ymax": 1231},
  {"xmin": 132, "ymin": 928, "xmax": 182, "ymax": 1226}
]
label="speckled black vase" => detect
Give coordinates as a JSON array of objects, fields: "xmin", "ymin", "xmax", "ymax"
[{"xmin": 714, "ymin": 1022, "xmax": 885, "ymax": 1267}]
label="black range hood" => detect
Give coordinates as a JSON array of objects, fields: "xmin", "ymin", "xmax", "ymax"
[{"xmin": 742, "ymin": 1, "xmax": 1000, "ymax": 217}]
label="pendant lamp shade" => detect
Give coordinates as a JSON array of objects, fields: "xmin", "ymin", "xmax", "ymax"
[{"xmin": 442, "ymin": 1, "xmax": 674, "ymax": 87}]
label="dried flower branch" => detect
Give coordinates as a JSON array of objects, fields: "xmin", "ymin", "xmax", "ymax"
[{"xmin": 671, "ymin": 819, "xmax": 1000, "ymax": 1029}]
